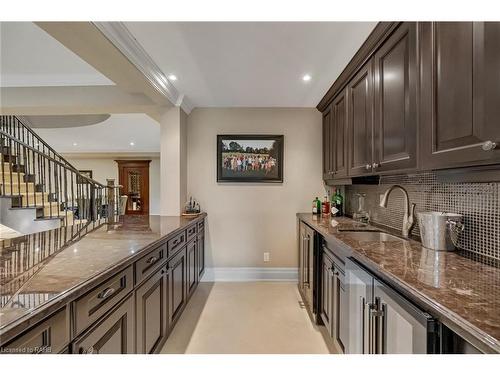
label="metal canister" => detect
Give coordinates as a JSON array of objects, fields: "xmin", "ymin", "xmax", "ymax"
[{"xmin": 417, "ymin": 212, "xmax": 464, "ymax": 251}]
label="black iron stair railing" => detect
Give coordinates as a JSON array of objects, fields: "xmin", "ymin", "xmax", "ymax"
[{"xmin": 0, "ymin": 115, "xmax": 120, "ymax": 226}]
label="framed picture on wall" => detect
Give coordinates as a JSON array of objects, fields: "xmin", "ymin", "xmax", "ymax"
[
  {"xmin": 77, "ymin": 170, "xmax": 93, "ymax": 184},
  {"xmin": 217, "ymin": 134, "xmax": 284, "ymax": 183}
]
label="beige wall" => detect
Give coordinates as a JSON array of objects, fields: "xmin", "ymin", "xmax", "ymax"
[
  {"xmin": 66, "ymin": 157, "xmax": 161, "ymax": 215},
  {"xmin": 187, "ymin": 108, "xmax": 324, "ymax": 268}
]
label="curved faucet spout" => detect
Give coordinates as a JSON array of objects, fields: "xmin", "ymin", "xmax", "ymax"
[{"xmin": 379, "ymin": 184, "xmax": 416, "ymax": 238}]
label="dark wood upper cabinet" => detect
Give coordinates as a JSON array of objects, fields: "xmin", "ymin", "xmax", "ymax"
[
  {"xmin": 373, "ymin": 22, "xmax": 417, "ymax": 173},
  {"xmin": 331, "ymin": 90, "xmax": 348, "ymax": 178},
  {"xmin": 347, "ymin": 60, "xmax": 374, "ymax": 177},
  {"xmin": 135, "ymin": 267, "xmax": 168, "ymax": 354},
  {"xmin": 322, "ymin": 106, "xmax": 333, "ymax": 179},
  {"xmin": 420, "ymin": 22, "xmax": 500, "ymax": 169}
]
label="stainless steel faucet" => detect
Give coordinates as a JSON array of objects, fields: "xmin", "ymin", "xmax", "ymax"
[{"xmin": 379, "ymin": 185, "xmax": 416, "ymax": 238}]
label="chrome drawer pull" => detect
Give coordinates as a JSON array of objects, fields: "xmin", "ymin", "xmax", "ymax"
[
  {"xmin": 147, "ymin": 256, "xmax": 158, "ymax": 264},
  {"xmin": 97, "ymin": 287, "xmax": 115, "ymax": 300}
]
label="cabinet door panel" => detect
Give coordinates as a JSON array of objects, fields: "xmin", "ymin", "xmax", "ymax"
[
  {"xmin": 167, "ymin": 247, "xmax": 187, "ymax": 327},
  {"xmin": 420, "ymin": 22, "xmax": 500, "ymax": 169},
  {"xmin": 187, "ymin": 239, "xmax": 197, "ymax": 296},
  {"xmin": 135, "ymin": 267, "xmax": 167, "ymax": 354},
  {"xmin": 322, "ymin": 106, "xmax": 333, "ymax": 179},
  {"xmin": 332, "ymin": 91, "xmax": 348, "ymax": 178},
  {"xmin": 197, "ymin": 232, "xmax": 205, "ymax": 279},
  {"xmin": 73, "ymin": 294, "xmax": 134, "ymax": 354},
  {"xmin": 320, "ymin": 251, "xmax": 334, "ymax": 336},
  {"xmin": 348, "ymin": 61, "xmax": 374, "ymax": 176},
  {"xmin": 374, "ymin": 22, "xmax": 417, "ymax": 172}
]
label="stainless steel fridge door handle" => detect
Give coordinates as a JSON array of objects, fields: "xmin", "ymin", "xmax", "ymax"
[
  {"xmin": 372, "ymin": 296, "xmax": 386, "ymax": 354},
  {"xmin": 362, "ymin": 298, "xmax": 372, "ymax": 354}
]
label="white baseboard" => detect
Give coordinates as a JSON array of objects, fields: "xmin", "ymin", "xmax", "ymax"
[{"xmin": 201, "ymin": 267, "xmax": 298, "ymax": 282}]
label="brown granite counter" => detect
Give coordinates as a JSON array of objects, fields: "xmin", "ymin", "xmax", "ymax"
[
  {"xmin": 0, "ymin": 214, "xmax": 206, "ymax": 341},
  {"xmin": 297, "ymin": 213, "xmax": 500, "ymax": 354}
]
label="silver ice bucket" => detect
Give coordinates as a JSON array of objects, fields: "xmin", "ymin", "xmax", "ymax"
[{"xmin": 417, "ymin": 212, "xmax": 464, "ymax": 251}]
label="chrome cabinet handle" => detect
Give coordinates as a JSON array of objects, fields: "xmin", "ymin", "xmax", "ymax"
[
  {"xmin": 373, "ymin": 297, "xmax": 386, "ymax": 354},
  {"xmin": 97, "ymin": 287, "xmax": 115, "ymax": 300},
  {"xmin": 481, "ymin": 140, "xmax": 498, "ymax": 151},
  {"xmin": 147, "ymin": 256, "xmax": 158, "ymax": 264},
  {"xmin": 362, "ymin": 298, "xmax": 369, "ymax": 354}
]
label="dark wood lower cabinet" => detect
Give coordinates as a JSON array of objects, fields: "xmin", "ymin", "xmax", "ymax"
[
  {"xmin": 197, "ymin": 232, "xmax": 205, "ymax": 279},
  {"xmin": 320, "ymin": 251, "xmax": 334, "ymax": 337},
  {"xmin": 167, "ymin": 247, "xmax": 188, "ymax": 327},
  {"xmin": 135, "ymin": 266, "xmax": 168, "ymax": 354},
  {"xmin": 187, "ymin": 239, "xmax": 198, "ymax": 297},
  {"xmin": 73, "ymin": 294, "xmax": 135, "ymax": 354}
]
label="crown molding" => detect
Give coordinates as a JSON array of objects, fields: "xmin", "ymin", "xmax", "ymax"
[{"xmin": 93, "ymin": 22, "xmax": 193, "ymax": 114}]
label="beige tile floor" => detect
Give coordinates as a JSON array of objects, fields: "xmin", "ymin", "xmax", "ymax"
[{"xmin": 160, "ymin": 281, "xmax": 332, "ymax": 354}]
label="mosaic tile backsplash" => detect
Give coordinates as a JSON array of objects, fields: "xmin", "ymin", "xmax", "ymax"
[{"xmin": 344, "ymin": 172, "xmax": 500, "ymax": 262}]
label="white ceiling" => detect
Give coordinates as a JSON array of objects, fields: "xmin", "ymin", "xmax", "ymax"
[
  {"xmin": 33, "ymin": 113, "xmax": 159, "ymax": 153},
  {"xmin": 125, "ymin": 22, "xmax": 377, "ymax": 107},
  {"xmin": 0, "ymin": 22, "xmax": 114, "ymax": 87}
]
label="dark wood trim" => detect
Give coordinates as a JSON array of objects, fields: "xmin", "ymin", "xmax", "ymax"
[{"xmin": 317, "ymin": 22, "xmax": 400, "ymax": 112}]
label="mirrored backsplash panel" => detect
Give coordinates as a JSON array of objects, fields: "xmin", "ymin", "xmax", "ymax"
[{"xmin": 344, "ymin": 172, "xmax": 500, "ymax": 263}]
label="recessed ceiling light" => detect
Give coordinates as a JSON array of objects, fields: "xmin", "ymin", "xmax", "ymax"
[
  {"xmin": 129, "ymin": 142, "xmax": 135, "ymax": 146},
  {"xmin": 168, "ymin": 74, "xmax": 177, "ymax": 81},
  {"xmin": 302, "ymin": 74, "xmax": 312, "ymax": 82},
  {"xmin": 72, "ymin": 142, "xmax": 78, "ymax": 146}
]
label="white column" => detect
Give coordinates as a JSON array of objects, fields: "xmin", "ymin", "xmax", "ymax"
[{"xmin": 159, "ymin": 107, "xmax": 187, "ymax": 216}]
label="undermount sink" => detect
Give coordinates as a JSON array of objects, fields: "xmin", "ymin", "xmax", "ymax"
[{"xmin": 340, "ymin": 230, "xmax": 406, "ymax": 242}]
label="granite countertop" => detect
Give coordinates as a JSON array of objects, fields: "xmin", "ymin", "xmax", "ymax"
[
  {"xmin": 297, "ymin": 213, "xmax": 500, "ymax": 354},
  {"xmin": 0, "ymin": 214, "xmax": 206, "ymax": 338}
]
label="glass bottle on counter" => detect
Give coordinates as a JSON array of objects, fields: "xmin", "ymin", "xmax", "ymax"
[
  {"xmin": 322, "ymin": 195, "xmax": 330, "ymax": 217},
  {"xmin": 331, "ymin": 188, "xmax": 344, "ymax": 217},
  {"xmin": 312, "ymin": 197, "xmax": 320, "ymax": 214}
]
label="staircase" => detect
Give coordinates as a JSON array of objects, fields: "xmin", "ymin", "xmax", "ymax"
[{"xmin": 0, "ymin": 115, "xmax": 119, "ymax": 235}]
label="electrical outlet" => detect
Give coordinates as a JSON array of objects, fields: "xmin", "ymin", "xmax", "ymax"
[{"xmin": 263, "ymin": 252, "xmax": 270, "ymax": 262}]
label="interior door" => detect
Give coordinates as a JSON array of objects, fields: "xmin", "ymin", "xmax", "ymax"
[
  {"xmin": 373, "ymin": 22, "xmax": 417, "ymax": 173},
  {"xmin": 346, "ymin": 258, "xmax": 373, "ymax": 354},
  {"xmin": 419, "ymin": 22, "xmax": 500, "ymax": 169},
  {"xmin": 116, "ymin": 160, "xmax": 151, "ymax": 215},
  {"xmin": 347, "ymin": 60, "xmax": 374, "ymax": 176},
  {"xmin": 373, "ymin": 279, "xmax": 435, "ymax": 354}
]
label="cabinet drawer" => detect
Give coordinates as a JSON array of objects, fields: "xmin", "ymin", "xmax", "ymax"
[
  {"xmin": 2, "ymin": 308, "xmax": 69, "ymax": 354},
  {"xmin": 186, "ymin": 223, "xmax": 197, "ymax": 242},
  {"xmin": 167, "ymin": 231, "xmax": 186, "ymax": 257},
  {"xmin": 135, "ymin": 243, "xmax": 166, "ymax": 285},
  {"xmin": 74, "ymin": 266, "xmax": 133, "ymax": 336},
  {"xmin": 198, "ymin": 219, "xmax": 205, "ymax": 232}
]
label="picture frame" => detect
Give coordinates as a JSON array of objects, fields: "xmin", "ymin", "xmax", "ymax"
[{"xmin": 217, "ymin": 134, "xmax": 284, "ymax": 183}]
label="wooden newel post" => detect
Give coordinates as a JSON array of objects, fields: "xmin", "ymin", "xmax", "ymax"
[{"xmin": 107, "ymin": 179, "xmax": 116, "ymax": 222}]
